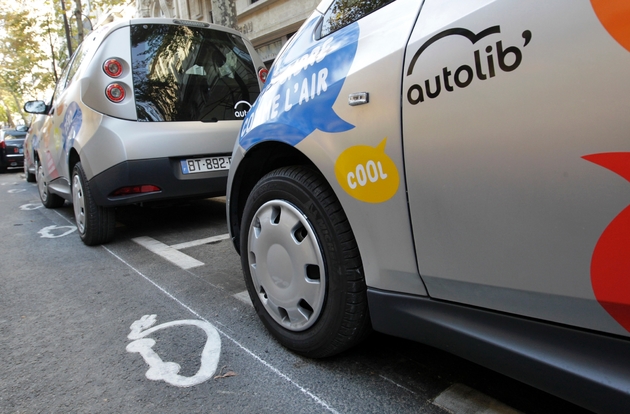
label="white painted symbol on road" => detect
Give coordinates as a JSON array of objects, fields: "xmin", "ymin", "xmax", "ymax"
[
  {"xmin": 8, "ymin": 189, "xmax": 26, "ymax": 193},
  {"xmin": 126, "ymin": 314, "xmax": 221, "ymax": 387},
  {"xmin": 37, "ymin": 225, "xmax": 77, "ymax": 238},
  {"xmin": 20, "ymin": 203, "xmax": 43, "ymax": 210}
]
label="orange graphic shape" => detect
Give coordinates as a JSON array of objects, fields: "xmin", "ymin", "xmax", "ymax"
[
  {"xmin": 583, "ymin": 152, "xmax": 630, "ymax": 332},
  {"xmin": 591, "ymin": 0, "xmax": 630, "ymax": 52}
]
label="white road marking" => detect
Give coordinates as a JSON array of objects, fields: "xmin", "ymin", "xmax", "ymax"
[
  {"xmin": 170, "ymin": 233, "xmax": 230, "ymax": 250},
  {"xmin": 126, "ymin": 314, "xmax": 221, "ymax": 387},
  {"xmin": 8, "ymin": 189, "xmax": 26, "ymax": 193},
  {"xmin": 233, "ymin": 290, "xmax": 253, "ymax": 307},
  {"xmin": 102, "ymin": 246, "xmax": 339, "ymax": 414},
  {"xmin": 132, "ymin": 236, "xmax": 204, "ymax": 269},
  {"xmin": 379, "ymin": 375, "xmax": 419, "ymax": 395},
  {"xmin": 37, "ymin": 225, "xmax": 77, "ymax": 238},
  {"xmin": 20, "ymin": 203, "xmax": 43, "ymax": 210},
  {"xmin": 432, "ymin": 383, "xmax": 522, "ymax": 414}
]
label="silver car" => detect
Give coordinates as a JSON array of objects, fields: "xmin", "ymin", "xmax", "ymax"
[
  {"xmin": 25, "ymin": 18, "xmax": 266, "ymax": 245},
  {"xmin": 226, "ymin": 1, "xmax": 630, "ymax": 412}
]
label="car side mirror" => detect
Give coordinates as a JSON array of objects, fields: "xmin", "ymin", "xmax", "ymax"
[{"xmin": 23, "ymin": 100, "xmax": 48, "ymax": 114}]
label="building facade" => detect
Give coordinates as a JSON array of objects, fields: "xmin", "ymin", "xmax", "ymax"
[{"xmin": 134, "ymin": 0, "xmax": 320, "ymax": 65}]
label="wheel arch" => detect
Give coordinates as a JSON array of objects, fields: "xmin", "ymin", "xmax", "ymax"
[
  {"xmin": 229, "ymin": 141, "xmax": 317, "ymax": 255},
  {"xmin": 68, "ymin": 148, "xmax": 81, "ymax": 179}
]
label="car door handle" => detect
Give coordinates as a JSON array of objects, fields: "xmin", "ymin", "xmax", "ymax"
[{"xmin": 348, "ymin": 92, "xmax": 369, "ymax": 106}]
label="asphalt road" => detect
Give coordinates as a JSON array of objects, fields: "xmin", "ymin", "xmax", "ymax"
[{"xmin": 0, "ymin": 168, "xmax": 593, "ymax": 413}]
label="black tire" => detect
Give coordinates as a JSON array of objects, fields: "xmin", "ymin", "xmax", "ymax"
[
  {"xmin": 25, "ymin": 162, "xmax": 36, "ymax": 182},
  {"xmin": 240, "ymin": 166, "xmax": 371, "ymax": 358},
  {"xmin": 72, "ymin": 162, "xmax": 116, "ymax": 245},
  {"xmin": 36, "ymin": 159, "xmax": 64, "ymax": 208}
]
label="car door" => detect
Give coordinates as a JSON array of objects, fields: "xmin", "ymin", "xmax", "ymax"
[
  {"xmin": 42, "ymin": 43, "xmax": 87, "ymax": 187},
  {"xmin": 402, "ymin": 0, "xmax": 630, "ymax": 336}
]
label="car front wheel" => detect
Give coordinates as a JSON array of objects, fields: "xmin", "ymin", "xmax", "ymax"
[
  {"xmin": 72, "ymin": 162, "xmax": 116, "ymax": 245},
  {"xmin": 240, "ymin": 166, "xmax": 371, "ymax": 358}
]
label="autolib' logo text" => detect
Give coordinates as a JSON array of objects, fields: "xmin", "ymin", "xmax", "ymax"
[{"xmin": 406, "ymin": 26, "xmax": 532, "ymax": 105}]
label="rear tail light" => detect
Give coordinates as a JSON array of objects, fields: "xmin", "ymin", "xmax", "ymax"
[
  {"xmin": 106, "ymin": 83, "xmax": 126, "ymax": 103},
  {"xmin": 258, "ymin": 67, "xmax": 269, "ymax": 83},
  {"xmin": 110, "ymin": 185, "xmax": 161, "ymax": 197},
  {"xmin": 103, "ymin": 58, "xmax": 123, "ymax": 78},
  {"xmin": 0, "ymin": 141, "xmax": 5, "ymax": 149}
]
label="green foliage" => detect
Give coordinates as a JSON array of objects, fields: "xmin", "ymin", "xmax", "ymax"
[
  {"xmin": 0, "ymin": 0, "xmax": 129, "ymax": 126},
  {"xmin": 0, "ymin": 3, "xmax": 55, "ymax": 125}
]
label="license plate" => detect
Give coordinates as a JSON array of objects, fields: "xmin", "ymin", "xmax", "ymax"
[{"xmin": 180, "ymin": 156, "xmax": 231, "ymax": 174}]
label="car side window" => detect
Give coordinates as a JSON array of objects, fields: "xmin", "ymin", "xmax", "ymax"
[
  {"xmin": 64, "ymin": 43, "xmax": 87, "ymax": 90},
  {"xmin": 50, "ymin": 45, "xmax": 83, "ymax": 107},
  {"xmin": 320, "ymin": 0, "xmax": 396, "ymax": 37}
]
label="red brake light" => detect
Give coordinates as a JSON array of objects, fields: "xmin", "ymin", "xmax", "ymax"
[
  {"xmin": 103, "ymin": 59, "xmax": 123, "ymax": 78},
  {"xmin": 258, "ymin": 67, "xmax": 269, "ymax": 83},
  {"xmin": 106, "ymin": 83, "xmax": 126, "ymax": 103},
  {"xmin": 111, "ymin": 185, "xmax": 161, "ymax": 197},
  {"xmin": 0, "ymin": 141, "xmax": 5, "ymax": 149}
]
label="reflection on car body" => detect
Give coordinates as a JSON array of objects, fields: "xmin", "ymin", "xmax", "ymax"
[
  {"xmin": 226, "ymin": 1, "xmax": 630, "ymax": 413},
  {"xmin": 24, "ymin": 18, "xmax": 265, "ymax": 245}
]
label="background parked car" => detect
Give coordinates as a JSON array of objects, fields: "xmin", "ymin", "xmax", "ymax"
[
  {"xmin": 0, "ymin": 128, "xmax": 27, "ymax": 173},
  {"xmin": 226, "ymin": 1, "xmax": 630, "ymax": 413},
  {"xmin": 24, "ymin": 17, "xmax": 266, "ymax": 245}
]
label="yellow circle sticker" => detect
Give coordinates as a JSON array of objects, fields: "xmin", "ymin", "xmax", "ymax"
[{"xmin": 334, "ymin": 138, "xmax": 400, "ymax": 203}]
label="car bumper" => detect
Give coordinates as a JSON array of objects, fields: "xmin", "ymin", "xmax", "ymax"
[
  {"xmin": 89, "ymin": 157, "xmax": 228, "ymax": 207},
  {"xmin": 0, "ymin": 154, "xmax": 24, "ymax": 168}
]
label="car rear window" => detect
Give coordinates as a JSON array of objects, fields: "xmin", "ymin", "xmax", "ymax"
[
  {"xmin": 321, "ymin": 0, "xmax": 396, "ymax": 37},
  {"xmin": 130, "ymin": 23, "xmax": 260, "ymax": 122},
  {"xmin": 2, "ymin": 131, "xmax": 26, "ymax": 140}
]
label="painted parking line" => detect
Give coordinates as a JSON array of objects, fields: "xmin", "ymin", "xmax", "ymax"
[
  {"xmin": 126, "ymin": 314, "xmax": 221, "ymax": 387},
  {"xmin": 432, "ymin": 383, "xmax": 522, "ymax": 414},
  {"xmin": 233, "ymin": 290, "xmax": 253, "ymax": 307},
  {"xmin": 133, "ymin": 236, "xmax": 205, "ymax": 269},
  {"xmin": 170, "ymin": 233, "xmax": 231, "ymax": 250}
]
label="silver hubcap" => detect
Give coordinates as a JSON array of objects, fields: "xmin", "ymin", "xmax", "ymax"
[
  {"xmin": 72, "ymin": 173, "xmax": 86, "ymax": 233},
  {"xmin": 36, "ymin": 162, "xmax": 47, "ymax": 202},
  {"xmin": 247, "ymin": 200, "xmax": 326, "ymax": 331}
]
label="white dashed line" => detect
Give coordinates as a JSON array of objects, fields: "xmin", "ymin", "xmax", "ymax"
[
  {"xmin": 170, "ymin": 233, "xmax": 230, "ymax": 250},
  {"xmin": 233, "ymin": 290, "xmax": 253, "ymax": 307},
  {"xmin": 432, "ymin": 383, "xmax": 522, "ymax": 414},
  {"xmin": 132, "ymin": 236, "xmax": 204, "ymax": 269}
]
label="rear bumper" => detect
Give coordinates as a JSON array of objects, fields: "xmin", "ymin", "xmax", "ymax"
[
  {"xmin": 0, "ymin": 154, "xmax": 24, "ymax": 168},
  {"xmin": 89, "ymin": 157, "xmax": 228, "ymax": 207}
]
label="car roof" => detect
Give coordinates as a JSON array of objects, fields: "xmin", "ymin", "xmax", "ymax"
[{"xmin": 96, "ymin": 17, "xmax": 249, "ymax": 40}]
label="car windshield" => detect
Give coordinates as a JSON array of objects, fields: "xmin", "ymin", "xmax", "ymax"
[
  {"xmin": 3, "ymin": 131, "xmax": 26, "ymax": 140},
  {"xmin": 130, "ymin": 23, "xmax": 260, "ymax": 122}
]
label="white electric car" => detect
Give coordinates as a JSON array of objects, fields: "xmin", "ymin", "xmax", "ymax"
[
  {"xmin": 226, "ymin": 1, "xmax": 630, "ymax": 412},
  {"xmin": 25, "ymin": 18, "xmax": 266, "ymax": 245}
]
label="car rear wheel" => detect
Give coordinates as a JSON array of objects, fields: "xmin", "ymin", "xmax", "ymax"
[
  {"xmin": 240, "ymin": 166, "xmax": 371, "ymax": 358},
  {"xmin": 37, "ymin": 159, "xmax": 64, "ymax": 208},
  {"xmin": 72, "ymin": 162, "xmax": 116, "ymax": 245}
]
